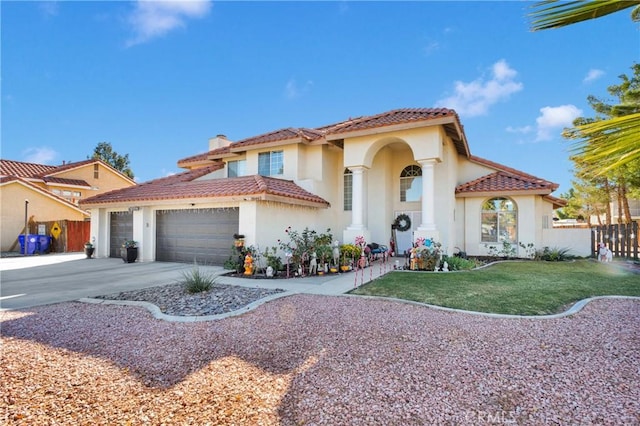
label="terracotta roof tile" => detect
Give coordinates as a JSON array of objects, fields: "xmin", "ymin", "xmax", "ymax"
[
  {"xmin": 178, "ymin": 146, "xmax": 230, "ymax": 166},
  {"xmin": 231, "ymin": 127, "xmax": 324, "ymax": 150},
  {"xmin": 0, "ymin": 159, "xmax": 57, "ymax": 178},
  {"xmin": 325, "ymin": 108, "xmax": 457, "ymax": 134},
  {"xmin": 0, "ymin": 158, "xmax": 134, "ymax": 185},
  {"xmin": 176, "ymin": 108, "xmax": 467, "ymax": 165},
  {"xmin": 80, "ymin": 164, "xmax": 329, "ymax": 208},
  {"xmin": 43, "ymin": 176, "xmax": 90, "ymax": 187},
  {"xmin": 456, "ymin": 171, "xmax": 556, "ymax": 194}
]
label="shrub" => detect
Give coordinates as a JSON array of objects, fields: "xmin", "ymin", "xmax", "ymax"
[
  {"xmin": 443, "ymin": 255, "xmax": 477, "ymax": 271},
  {"xmin": 182, "ymin": 265, "xmax": 218, "ymax": 293},
  {"xmin": 538, "ymin": 246, "xmax": 572, "ymax": 262},
  {"xmin": 262, "ymin": 246, "xmax": 283, "ymax": 271}
]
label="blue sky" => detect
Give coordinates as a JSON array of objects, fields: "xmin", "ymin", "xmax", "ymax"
[{"xmin": 3, "ymin": 1, "xmax": 638, "ymax": 195}]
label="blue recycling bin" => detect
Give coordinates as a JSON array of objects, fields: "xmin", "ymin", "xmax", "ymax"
[
  {"xmin": 18, "ymin": 234, "xmax": 39, "ymax": 255},
  {"xmin": 37, "ymin": 235, "xmax": 52, "ymax": 253}
]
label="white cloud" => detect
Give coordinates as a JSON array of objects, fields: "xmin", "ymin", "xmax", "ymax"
[
  {"xmin": 435, "ymin": 59, "xmax": 523, "ymax": 117},
  {"xmin": 285, "ymin": 78, "xmax": 314, "ymax": 100},
  {"xmin": 505, "ymin": 125, "xmax": 533, "ymax": 134},
  {"xmin": 126, "ymin": 0, "xmax": 211, "ymax": 47},
  {"xmin": 22, "ymin": 147, "xmax": 58, "ymax": 164},
  {"xmin": 583, "ymin": 69, "xmax": 605, "ymax": 84},
  {"xmin": 535, "ymin": 104, "xmax": 583, "ymax": 141},
  {"xmin": 39, "ymin": 1, "xmax": 59, "ymax": 18}
]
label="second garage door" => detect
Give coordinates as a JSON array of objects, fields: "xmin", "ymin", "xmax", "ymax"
[
  {"xmin": 156, "ymin": 208, "xmax": 239, "ymax": 265},
  {"xmin": 110, "ymin": 211, "xmax": 133, "ymax": 258}
]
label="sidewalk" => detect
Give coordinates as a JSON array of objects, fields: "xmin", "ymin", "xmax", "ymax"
[{"xmin": 0, "ymin": 253, "xmax": 395, "ymax": 311}]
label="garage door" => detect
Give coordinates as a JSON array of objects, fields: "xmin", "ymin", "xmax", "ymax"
[
  {"xmin": 156, "ymin": 208, "xmax": 239, "ymax": 265},
  {"xmin": 110, "ymin": 211, "xmax": 133, "ymax": 258}
]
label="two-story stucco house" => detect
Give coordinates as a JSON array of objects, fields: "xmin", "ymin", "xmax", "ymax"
[{"xmin": 80, "ymin": 108, "xmax": 567, "ymax": 264}]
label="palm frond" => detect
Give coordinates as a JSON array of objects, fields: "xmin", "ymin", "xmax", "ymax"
[
  {"xmin": 569, "ymin": 113, "xmax": 640, "ymax": 174},
  {"xmin": 529, "ymin": 0, "xmax": 640, "ymax": 31}
]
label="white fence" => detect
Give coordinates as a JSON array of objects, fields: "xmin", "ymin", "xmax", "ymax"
[{"xmin": 542, "ymin": 228, "xmax": 592, "ymax": 257}]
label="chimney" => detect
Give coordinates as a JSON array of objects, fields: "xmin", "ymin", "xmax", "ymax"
[{"xmin": 209, "ymin": 134, "xmax": 232, "ymax": 151}]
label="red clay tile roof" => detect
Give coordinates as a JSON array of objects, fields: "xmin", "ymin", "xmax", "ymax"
[
  {"xmin": 456, "ymin": 155, "xmax": 559, "ymax": 195},
  {"xmin": 456, "ymin": 171, "xmax": 556, "ymax": 194},
  {"xmin": 176, "ymin": 108, "xmax": 469, "ymax": 166},
  {"xmin": 325, "ymin": 108, "xmax": 457, "ymax": 134},
  {"xmin": 0, "ymin": 158, "xmax": 134, "ymax": 185},
  {"xmin": 231, "ymin": 127, "xmax": 325, "ymax": 149},
  {"xmin": 42, "ymin": 176, "xmax": 90, "ymax": 187},
  {"xmin": 80, "ymin": 164, "xmax": 329, "ymax": 208},
  {"xmin": 0, "ymin": 159, "xmax": 57, "ymax": 178}
]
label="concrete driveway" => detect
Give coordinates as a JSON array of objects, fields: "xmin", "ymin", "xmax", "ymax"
[{"xmin": 0, "ymin": 254, "xmax": 221, "ymax": 310}]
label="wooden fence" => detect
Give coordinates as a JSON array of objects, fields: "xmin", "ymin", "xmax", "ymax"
[
  {"xmin": 591, "ymin": 222, "xmax": 639, "ymax": 260},
  {"xmin": 32, "ymin": 220, "xmax": 90, "ymax": 253}
]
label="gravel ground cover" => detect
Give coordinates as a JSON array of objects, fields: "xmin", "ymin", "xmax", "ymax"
[
  {"xmin": 94, "ymin": 283, "xmax": 285, "ymax": 316},
  {"xmin": 1, "ymin": 295, "xmax": 638, "ymax": 425}
]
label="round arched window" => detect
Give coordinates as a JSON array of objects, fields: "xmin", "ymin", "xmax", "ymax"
[
  {"xmin": 481, "ymin": 197, "xmax": 517, "ymax": 243},
  {"xmin": 400, "ymin": 165, "xmax": 422, "ymax": 202}
]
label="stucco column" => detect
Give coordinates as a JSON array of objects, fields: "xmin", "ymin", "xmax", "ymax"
[
  {"xmin": 418, "ymin": 159, "xmax": 437, "ymax": 231},
  {"xmin": 347, "ymin": 166, "xmax": 367, "ymax": 231}
]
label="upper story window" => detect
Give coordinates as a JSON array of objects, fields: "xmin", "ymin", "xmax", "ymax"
[
  {"xmin": 400, "ymin": 165, "xmax": 422, "ymax": 202},
  {"xmin": 93, "ymin": 164, "xmax": 99, "ymax": 179},
  {"xmin": 343, "ymin": 169, "xmax": 352, "ymax": 211},
  {"xmin": 258, "ymin": 150, "xmax": 283, "ymax": 176},
  {"xmin": 481, "ymin": 197, "xmax": 517, "ymax": 243},
  {"xmin": 227, "ymin": 160, "xmax": 246, "ymax": 177}
]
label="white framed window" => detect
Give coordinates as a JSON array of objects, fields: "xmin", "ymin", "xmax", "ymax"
[
  {"xmin": 400, "ymin": 165, "xmax": 422, "ymax": 202},
  {"xmin": 481, "ymin": 197, "xmax": 517, "ymax": 243},
  {"xmin": 258, "ymin": 151, "xmax": 283, "ymax": 176},
  {"xmin": 227, "ymin": 160, "xmax": 246, "ymax": 177},
  {"xmin": 343, "ymin": 169, "xmax": 352, "ymax": 211}
]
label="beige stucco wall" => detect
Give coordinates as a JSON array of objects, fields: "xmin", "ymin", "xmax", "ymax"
[
  {"xmin": 55, "ymin": 163, "xmax": 135, "ymax": 200},
  {"xmin": 1, "ymin": 182, "xmax": 88, "ymax": 251}
]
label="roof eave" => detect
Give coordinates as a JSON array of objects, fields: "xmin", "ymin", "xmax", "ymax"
[
  {"xmin": 229, "ymin": 137, "xmax": 304, "ymax": 153},
  {"xmin": 455, "ymin": 189, "xmax": 553, "ymax": 198}
]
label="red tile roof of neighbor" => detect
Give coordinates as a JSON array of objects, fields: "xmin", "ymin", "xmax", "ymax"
[
  {"xmin": 0, "ymin": 159, "xmax": 58, "ymax": 178},
  {"xmin": 0, "ymin": 158, "xmax": 134, "ymax": 185},
  {"xmin": 177, "ymin": 108, "xmax": 468, "ymax": 167},
  {"xmin": 79, "ymin": 164, "xmax": 330, "ymax": 208}
]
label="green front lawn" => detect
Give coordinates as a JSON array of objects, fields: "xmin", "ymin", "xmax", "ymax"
[{"xmin": 349, "ymin": 260, "xmax": 640, "ymax": 315}]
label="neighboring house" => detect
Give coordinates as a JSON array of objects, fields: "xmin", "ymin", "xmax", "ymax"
[
  {"xmin": 80, "ymin": 108, "xmax": 575, "ymax": 264},
  {"xmin": 0, "ymin": 159, "xmax": 136, "ymax": 251}
]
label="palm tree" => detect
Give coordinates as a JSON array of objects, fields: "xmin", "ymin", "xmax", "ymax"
[{"xmin": 529, "ymin": 1, "xmax": 640, "ymax": 176}]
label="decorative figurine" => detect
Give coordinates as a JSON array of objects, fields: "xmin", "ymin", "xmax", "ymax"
[{"xmin": 244, "ymin": 252, "xmax": 254, "ymax": 275}]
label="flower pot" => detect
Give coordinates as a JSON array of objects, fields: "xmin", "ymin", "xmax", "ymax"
[
  {"xmin": 84, "ymin": 246, "xmax": 94, "ymax": 259},
  {"xmin": 121, "ymin": 247, "xmax": 138, "ymax": 263}
]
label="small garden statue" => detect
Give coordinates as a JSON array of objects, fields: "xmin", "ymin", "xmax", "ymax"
[
  {"xmin": 332, "ymin": 240, "xmax": 340, "ymax": 267},
  {"xmin": 244, "ymin": 252, "xmax": 254, "ymax": 275},
  {"xmin": 309, "ymin": 248, "xmax": 318, "ymax": 275},
  {"xmin": 410, "ymin": 246, "xmax": 418, "ymax": 270}
]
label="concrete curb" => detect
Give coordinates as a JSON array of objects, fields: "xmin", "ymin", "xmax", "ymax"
[
  {"xmin": 347, "ymin": 294, "xmax": 640, "ymax": 320},
  {"xmin": 78, "ymin": 290, "xmax": 296, "ymax": 322},
  {"xmin": 78, "ymin": 293, "xmax": 640, "ymax": 323}
]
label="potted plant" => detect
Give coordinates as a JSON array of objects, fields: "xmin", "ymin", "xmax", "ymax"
[
  {"xmin": 84, "ymin": 241, "xmax": 94, "ymax": 259},
  {"xmin": 121, "ymin": 240, "xmax": 138, "ymax": 263}
]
